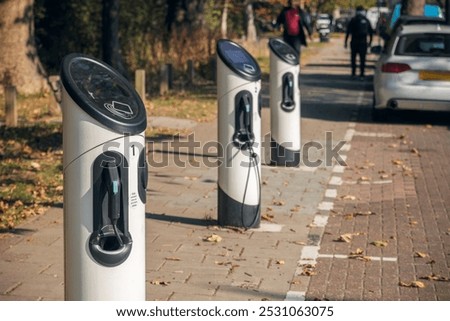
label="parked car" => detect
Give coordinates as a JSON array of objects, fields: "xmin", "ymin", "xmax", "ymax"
[
  {"xmin": 315, "ymin": 13, "xmax": 332, "ymax": 31},
  {"xmin": 372, "ymin": 23, "xmax": 450, "ymax": 120}
]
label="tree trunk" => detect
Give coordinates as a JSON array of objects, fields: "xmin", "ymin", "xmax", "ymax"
[
  {"xmin": 0, "ymin": 0, "xmax": 48, "ymax": 95},
  {"xmin": 102, "ymin": 0, "xmax": 128, "ymax": 78},
  {"xmin": 401, "ymin": 0, "xmax": 425, "ymax": 16},
  {"xmin": 246, "ymin": 2, "xmax": 257, "ymax": 42},
  {"xmin": 221, "ymin": 0, "xmax": 229, "ymax": 39}
]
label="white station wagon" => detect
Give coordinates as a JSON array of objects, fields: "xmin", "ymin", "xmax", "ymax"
[{"xmin": 372, "ymin": 23, "xmax": 450, "ymax": 119}]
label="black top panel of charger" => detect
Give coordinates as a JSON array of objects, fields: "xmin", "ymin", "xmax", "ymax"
[
  {"xmin": 217, "ymin": 40, "xmax": 261, "ymax": 81},
  {"xmin": 61, "ymin": 54, "xmax": 146, "ymax": 134},
  {"xmin": 268, "ymin": 38, "xmax": 299, "ymax": 66}
]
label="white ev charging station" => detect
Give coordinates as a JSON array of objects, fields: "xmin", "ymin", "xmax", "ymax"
[
  {"xmin": 269, "ymin": 38, "xmax": 301, "ymax": 167},
  {"xmin": 216, "ymin": 39, "xmax": 262, "ymax": 228},
  {"xmin": 61, "ymin": 54, "xmax": 147, "ymax": 300}
]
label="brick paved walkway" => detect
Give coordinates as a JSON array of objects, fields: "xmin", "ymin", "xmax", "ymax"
[{"xmin": 306, "ymin": 111, "xmax": 450, "ymax": 300}]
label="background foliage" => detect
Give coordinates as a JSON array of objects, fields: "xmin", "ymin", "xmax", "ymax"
[{"xmin": 34, "ymin": 0, "xmax": 382, "ymax": 90}]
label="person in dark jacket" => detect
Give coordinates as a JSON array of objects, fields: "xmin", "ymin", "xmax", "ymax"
[
  {"xmin": 345, "ymin": 5, "xmax": 373, "ymax": 79},
  {"xmin": 275, "ymin": 0, "xmax": 312, "ymax": 57}
]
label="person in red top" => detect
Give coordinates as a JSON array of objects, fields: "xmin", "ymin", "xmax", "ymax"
[{"xmin": 275, "ymin": 0, "xmax": 312, "ymax": 57}]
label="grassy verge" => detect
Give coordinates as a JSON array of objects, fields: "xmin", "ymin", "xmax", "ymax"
[
  {"xmin": 0, "ymin": 123, "xmax": 63, "ymax": 230},
  {"xmin": 146, "ymin": 87, "xmax": 217, "ymax": 123}
]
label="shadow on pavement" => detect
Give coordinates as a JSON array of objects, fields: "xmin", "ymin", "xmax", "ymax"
[
  {"xmin": 146, "ymin": 212, "xmax": 216, "ymax": 227},
  {"xmin": 305, "ymin": 63, "xmax": 352, "ymax": 69},
  {"xmin": 302, "ymin": 102, "xmax": 359, "ymax": 122},
  {"xmin": 300, "ymin": 73, "xmax": 373, "ymax": 92},
  {"xmin": 364, "ymin": 108, "xmax": 450, "ymax": 127},
  {"xmin": 0, "ymin": 227, "xmax": 36, "ymax": 235}
]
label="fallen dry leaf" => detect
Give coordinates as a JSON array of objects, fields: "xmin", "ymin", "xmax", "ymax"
[
  {"xmin": 299, "ymin": 264, "xmax": 316, "ymax": 276},
  {"xmin": 349, "ymin": 248, "xmax": 371, "ymax": 261},
  {"xmin": 402, "ymin": 165, "xmax": 413, "ymax": 172},
  {"xmin": 388, "ymin": 143, "xmax": 398, "ymax": 148},
  {"xmin": 276, "ymin": 260, "xmax": 285, "ymax": 265},
  {"xmin": 335, "ymin": 232, "xmax": 365, "ymax": 243},
  {"xmin": 414, "ymin": 252, "xmax": 428, "ymax": 258},
  {"xmin": 358, "ymin": 176, "xmax": 371, "ymax": 182},
  {"xmin": 410, "ymin": 148, "xmax": 420, "ymax": 156},
  {"xmin": 399, "ymin": 281, "xmax": 425, "ymax": 288},
  {"xmin": 290, "ymin": 206, "xmax": 301, "ymax": 212},
  {"xmin": 165, "ymin": 257, "xmax": 181, "ymax": 261},
  {"xmin": 350, "ymin": 248, "xmax": 364, "ymax": 256},
  {"xmin": 262, "ymin": 213, "xmax": 275, "ymax": 222},
  {"xmin": 336, "ymin": 233, "xmax": 353, "ymax": 243},
  {"xmin": 340, "ymin": 195, "xmax": 357, "ymax": 201},
  {"xmin": 371, "ymin": 240, "xmax": 388, "ymax": 247},
  {"xmin": 421, "ymin": 273, "xmax": 450, "ymax": 282},
  {"xmin": 272, "ymin": 200, "xmax": 285, "ymax": 206},
  {"xmin": 353, "ymin": 211, "xmax": 376, "ymax": 217},
  {"xmin": 364, "ymin": 161, "xmax": 375, "ymax": 167},
  {"xmin": 291, "ymin": 241, "xmax": 306, "ymax": 246},
  {"xmin": 392, "ymin": 159, "xmax": 404, "ymax": 165},
  {"xmin": 150, "ymin": 280, "xmax": 170, "ymax": 286},
  {"xmin": 204, "ymin": 234, "xmax": 222, "ymax": 243}
]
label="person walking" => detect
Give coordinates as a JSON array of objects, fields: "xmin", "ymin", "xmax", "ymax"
[
  {"xmin": 275, "ymin": 0, "xmax": 312, "ymax": 57},
  {"xmin": 344, "ymin": 5, "xmax": 373, "ymax": 80}
]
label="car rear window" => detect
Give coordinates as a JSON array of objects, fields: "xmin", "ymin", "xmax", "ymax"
[{"xmin": 395, "ymin": 33, "xmax": 450, "ymax": 57}]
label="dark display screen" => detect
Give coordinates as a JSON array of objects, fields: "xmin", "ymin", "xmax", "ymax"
[
  {"xmin": 61, "ymin": 54, "xmax": 147, "ymax": 134},
  {"xmin": 69, "ymin": 58, "xmax": 138, "ymax": 120},
  {"xmin": 269, "ymin": 38, "xmax": 298, "ymax": 65},
  {"xmin": 224, "ymin": 49, "xmax": 253, "ymax": 65},
  {"xmin": 217, "ymin": 40, "xmax": 260, "ymax": 80}
]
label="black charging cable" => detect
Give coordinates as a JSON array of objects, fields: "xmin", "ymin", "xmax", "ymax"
[{"xmin": 241, "ymin": 145, "xmax": 261, "ymax": 229}]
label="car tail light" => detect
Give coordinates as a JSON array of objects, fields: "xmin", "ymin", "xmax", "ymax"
[{"xmin": 381, "ymin": 63, "xmax": 411, "ymax": 73}]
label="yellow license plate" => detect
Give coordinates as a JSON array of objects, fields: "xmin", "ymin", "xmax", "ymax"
[{"xmin": 419, "ymin": 70, "xmax": 450, "ymax": 81}]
